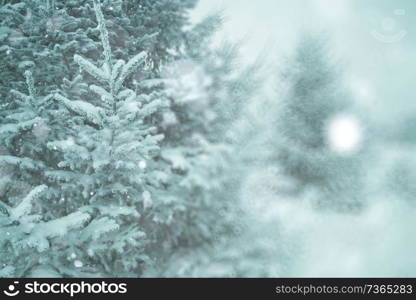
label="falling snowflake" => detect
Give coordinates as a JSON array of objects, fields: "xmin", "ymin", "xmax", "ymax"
[
  {"xmin": 139, "ymin": 160, "xmax": 147, "ymax": 169},
  {"xmin": 326, "ymin": 115, "xmax": 363, "ymax": 155},
  {"xmin": 161, "ymin": 111, "xmax": 178, "ymax": 127},
  {"xmin": 74, "ymin": 260, "xmax": 83, "ymax": 268},
  {"xmin": 142, "ymin": 191, "xmax": 152, "ymax": 209},
  {"xmin": 32, "ymin": 120, "xmax": 51, "ymax": 142}
]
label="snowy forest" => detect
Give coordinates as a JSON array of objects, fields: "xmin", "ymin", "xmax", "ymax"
[{"xmin": 1, "ymin": 0, "xmax": 416, "ymax": 277}]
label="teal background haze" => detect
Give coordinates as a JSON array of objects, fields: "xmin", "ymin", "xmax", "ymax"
[
  {"xmin": 193, "ymin": 0, "xmax": 416, "ymax": 126},
  {"xmin": 186, "ymin": 0, "xmax": 416, "ymax": 277}
]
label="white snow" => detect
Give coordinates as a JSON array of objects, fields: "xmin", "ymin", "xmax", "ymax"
[{"xmin": 162, "ymin": 60, "xmax": 212, "ymax": 110}]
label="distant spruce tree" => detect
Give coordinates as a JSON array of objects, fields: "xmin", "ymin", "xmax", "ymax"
[
  {"xmin": 273, "ymin": 33, "xmax": 365, "ymax": 211},
  {"xmin": 149, "ymin": 14, "xmax": 261, "ymax": 271}
]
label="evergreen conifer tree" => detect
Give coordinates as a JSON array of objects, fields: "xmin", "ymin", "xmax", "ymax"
[
  {"xmin": 273, "ymin": 34, "xmax": 364, "ymax": 210},
  {"xmin": 46, "ymin": 0, "xmax": 165, "ymax": 276}
]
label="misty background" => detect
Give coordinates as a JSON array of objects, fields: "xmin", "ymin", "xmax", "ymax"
[
  {"xmin": 194, "ymin": 0, "xmax": 416, "ymax": 118},
  {"xmin": 183, "ymin": 0, "xmax": 416, "ymax": 277}
]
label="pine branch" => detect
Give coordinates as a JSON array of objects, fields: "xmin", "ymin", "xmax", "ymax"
[
  {"xmin": 24, "ymin": 70, "xmax": 36, "ymax": 100},
  {"xmin": 111, "ymin": 60, "xmax": 125, "ymax": 82},
  {"xmin": 0, "ymin": 156, "xmax": 46, "ymax": 170},
  {"xmin": 10, "ymin": 90, "xmax": 31, "ymax": 106},
  {"xmin": 11, "ymin": 185, "xmax": 47, "ymax": 219},
  {"xmin": 27, "ymin": 211, "xmax": 91, "ymax": 252},
  {"xmin": 0, "ymin": 118, "xmax": 42, "ymax": 135},
  {"xmin": 114, "ymin": 52, "xmax": 147, "ymax": 92},
  {"xmin": 93, "ymin": 0, "xmax": 112, "ymax": 67},
  {"xmin": 54, "ymin": 93, "xmax": 103, "ymax": 126},
  {"xmin": 89, "ymin": 84, "xmax": 113, "ymax": 105},
  {"xmin": 0, "ymin": 201, "xmax": 11, "ymax": 217},
  {"xmin": 74, "ymin": 54, "xmax": 109, "ymax": 82},
  {"xmin": 79, "ymin": 217, "xmax": 119, "ymax": 242}
]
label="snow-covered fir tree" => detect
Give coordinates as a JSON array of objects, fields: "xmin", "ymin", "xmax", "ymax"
[
  {"xmin": 0, "ymin": 46, "xmax": 98, "ymax": 278},
  {"xmin": 45, "ymin": 0, "xmax": 166, "ymax": 276},
  {"xmin": 1, "ymin": 0, "xmax": 259, "ymax": 278}
]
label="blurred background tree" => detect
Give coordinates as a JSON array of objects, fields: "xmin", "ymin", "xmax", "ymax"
[{"xmin": 270, "ymin": 33, "xmax": 368, "ymax": 212}]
